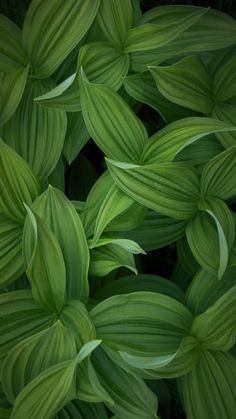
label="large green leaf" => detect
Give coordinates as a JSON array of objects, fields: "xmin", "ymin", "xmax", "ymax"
[
  {"xmin": 191, "ymin": 286, "xmax": 236, "ymax": 351},
  {"xmin": 0, "ymin": 214, "xmax": 24, "ymax": 287},
  {"xmin": 30, "ymin": 187, "xmax": 90, "ymax": 302},
  {"xmin": 179, "ymin": 351, "xmax": 236, "ymax": 419},
  {"xmin": 149, "ymin": 56, "xmax": 212, "ymax": 113},
  {"xmin": 97, "ymin": 0, "xmax": 133, "ymax": 49},
  {"xmin": 212, "ymin": 102, "xmax": 236, "ymax": 148},
  {"xmin": 107, "ymin": 159, "xmax": 200, "ymax": 220},
  {"xmin": 90, "ymin": 291, "xmax": 193, "ymax": 357},
  {"xmin": 23, "ymin": 207, "xmax": 66, "ymax": 313},
  {"xmin": 1, "ymin": 78, "xmax": 67, "ymax": 182},
  {"xmin": 186, "ymin": 198, "xmax": 234, "ymax": 278},
  {"xmin": 213, "ymin": 54, "xmax": 236, "ymax": 102},
  {"xmin": 10, "ymin": 341, "xmax": 101, "ymax": 419},
  {"xmin": 0, "ymin": 140, "xmax": 40, "ymax": 223},
  {"xmin": 0, "ymin": 14, "xmax": 28, "ymax": 72},
  {"xmin": 22, "ymin": 0, "xmax": 100, "ymax": 78},
  {"xmin": 0, "ymin": 290, "xmax": 55, "ymax": 370},
  {"xmin": 201, "ymin": 146, "xmax": 236, "ymax": 200},
  {"xmin": 56, "ymin": 400, "xmax": 109, "ymax": 419},
  {"xmin": 130, "ymin": 7, "xmax": 236, "ymax": 72},
  {"xmin": 92, "ymin": 346, "xmax": 158, "ymax": 418},
  {"xmin": 80, "ymin": 71, "xmax": 148, "ymax": 162},
  {"xmin": 2, "ymin": 321, "xmax": 77, "ymax": 403},
  {"xmin": 125, "ymin": 8, "xmax": 206, "ymax": 53},
  {"xmin": 141, "ymin": 117, "xmax": 235, "ymax": 164},
  {"xmin": 0, "ymin": 66, "xmax": 28, "ymax": 126},
  {"xmin": 125, "ymin": 211, "xmax": 186, "ymax": 251}
]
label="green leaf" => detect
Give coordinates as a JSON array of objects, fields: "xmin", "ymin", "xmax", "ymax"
[
  {"xmin": 89, "ymin": 235, "xmax": 145, "ymax": 255},
  {"xmin": 78, "ymin": 42, "xmax": 129, "ymax": 91},
  {"xmin": 125, "ymin": 8, "xmax": 206, "ymax": 53},
  {"xmin": 179, "ymin": 351, "xmax": 236, "ymax": 419},
  {"xmin": 107, "ymin": 159, "xmax": 200, "ymax": 220},
  {"xmin": 22, "ymin": 0, "xmax": 100, "ymax": 78},
  {"xmin": 0, "ymin": 214, "xmax": 24, "ymax": 287},
  {"xmin": 2, "ymin": 321, "xmax": 77, "ymax": 402},
  {"xmin": 63, "ymin": 112, "xmax": 90, "ymax": 164},
  {"xmin": 125, "ymin": 211, "xmax": 186, "ymax": 251},
  {"xmin": 0, "ymin": 66, "xmax": 29, "ymax": 126},
  {"xmin": 149, "ymin": 56, "xmax": 212, "ymax": 113},
  {"xmin": 191, "ymin": 285, "xmax": 236, "ymax": 350},
  {"xmin": 123, "ymin": 72, "xmax": 194, "ymax": 123},
  {"xmin": 0, "ymin": 14, "xmax": 28, "ymax": 71},
  {"xmin": 201, "ymin": 146, "xmax": 236, "ymax": 200},
  {"xmin": 57, "ymin": 400, "xmax": 109, "ymax": 419},
  {"xmin": 92, "ymin": 346, "xmax": 158, "ymax": 418},
  {"xmin": 186, "ymin": 198, "xmax": 234, "ymax": 278},
  {"xmin": 185, "ymin": 267, "xmax": 236, "ymax": 315},
  {"xmin": 30, "ymin": 186, "xmax": 90, "ymax": 302},
  {"xmin": 213, "ymin": 54, "xmax": 236, "ymax": 102},
  {"xmin": 0, "ymin": 290, "xmax": 55, "ymax": 370},
  {"xmin": 80, "ymin": 70, "xmax": 148, "ymax": 162},
  {"xmin": 211, "ymin": 102, "xmax": 236, "ymax": 148},
  {"xmin": 1, "ymin": 78, "xmax": 67, "ymax": 182},
  {"xmin": 141, "ymin": 117, "xmax": 232, "ymax": 164},
  {"xmin": 90, "ymin": 291, "xmax": 193, "ymax": 356},
  {"xmin": 60, "ymin": 300, "xmax": 96, "ymax": 348},
  {"xmin": 0, "ymin": 140, "xmax": 40, "ymax": 223},
  {"xmin": 177, "ymin": 236, "xmax": 199, "ymax": 277},
  {"xmin": 97, "ymin": 0, "xmax": 133, "ymax": 49},
  {"xmin": 23, "ymin": 207, "xmax": 66, "ymax": 313}
]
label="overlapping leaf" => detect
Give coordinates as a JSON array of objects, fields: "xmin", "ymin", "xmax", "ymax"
[{"xmin": 0, "ymin": 14, "xmax": 27, "ymax": 72}]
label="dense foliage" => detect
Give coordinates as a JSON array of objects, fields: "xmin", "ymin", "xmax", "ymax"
[{"xmin": 1, "ymin": 0, "xmax": 236, "ymax": 418}]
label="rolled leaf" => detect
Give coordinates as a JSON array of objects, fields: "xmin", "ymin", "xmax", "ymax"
[
  {"xmin": 22, "ymin": 0, "xmax": 100, "ymax": 78},
  {"xmin": 23, "ymin": 207, "xmax": 66, "ymax": 313}
]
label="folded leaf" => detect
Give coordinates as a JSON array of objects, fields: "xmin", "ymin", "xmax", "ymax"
[
  {"xmin": 0, "ymin": 66, "xmax": 28, "ymax": 126},
  {"xmin": 97, "ymin": 0, "xmax": 133, "ymax": 49},
  {"xmin": 141, "ymin": 117, "xmax": 234, "ymax": 164},
  {"xmin": 22, "ymin": 0, "xmax": 100, "ymax": 78},
  {"xmin": 23, "ymin": 207, "xmax": 66, "ymax": 313},
  {"xmin": 107, "ymin": 159, "xmax": 200, "ymax": 220},
  {"xmin": 80, "ymin": 70, "xmax": 148, "ymax": 162},
  {"xmin": 2, "ymin": 78, "xmax": 67, "ymax": 182},
  {"xmin": 201, "ymin": 146, "xmax": 236, "ymax": 200},
  {"xmin": 0, "ymin": 140, "xmax": 40, "ymax": 223},
  {"xmin": 90, "ymin": 291, "xmax": 193, "ymax": 356},
  {"xmin": 149, "ymin": 56, "xmax": 212, "ymax": 113},
  {"xmin": 2, "ymin": 321, "xmax": 77, "ymax": 402},
  {"xmin": 179, "ymin": 350, "xmax": 236, "ymax": 419},
  {"xmin": 0, "ymin": 14, "xmax": 28, "ymax": 71},
  {"xmin": 30, "ymin": 186, "xmax": 90, "ymax": 302}
]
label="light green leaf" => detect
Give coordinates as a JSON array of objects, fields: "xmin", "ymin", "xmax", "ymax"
[
  {"xmin": 1, "ymin": 78, "xmax": 67, "ymax": 182},
  {"xmin": 124, "ymin": 72, "xmax": 194, "ymax": 123},
  {"xmin": 141, "ymin": 117, "xmax": 232, "ymax": 164},
  {"xmin": 60, "ymin": 300, "xmax": 96, "ymax": 348},
  {"xmin": 0, "ymin": 140, "xmax": 40, "ymax": 223},
  {"xmin": 201, "ymin": 146, "xmax": 236, "ymax": 200},
  {"xmin": 0, "ymin": 290, "xmax": 55, "ymax": 370},
  {"xmin": 125, "ymin": 8, "xmax": 206, "ymax": 53},
  {"xmin": 179, "ymin": 351, "xmax": 236, "ymax": 419},
  {"xmin": 0, "ymin": 66, "xmax": 29, "ymax": 126},
  {"xmin": 0, "ymin": 213, "xmax": 24, "ymax": 287},
  {"xmin": 78, "ymin": 42, "xmax": 129, "ymax": 91},
  {"xmin": 213, "ymin": 54, "xmax": 236, "ymax": 102},
  {"xmin": 23, "ymin": 207, "xmax": 66, "ymax": 313},
  {"xmin": 0, "ymin": 14, "xmax": 28, "ymax": 71},
  {"xmin": 107, "ymin": 200, "xmax": 146, "ymax": 233},
  {"xmin": 63, "ymin": 112, "xmax": 90, "ymax": 164},
  {"xmin": 80, "ymin": 70, "xmax": 148, "ymax": 162},
  {"xmin": 149, "ymin": 56, "xmax": 212, "ymax": 113},
  {"xmin": 30, "ymin": 186, "xmax": 90, "ymax": 302},
  {"xmin": 22, "ymin": 0, "xmax": 100, "ymax": 78},
  {"xmin": 191, "ymin": 285, "xmax": 236, "ymax": 350},
  {"xmin": 92, "ymin": 346, "xmax": 158, "ymax": 418},
  {"xmin": 97, "ymin": 0, "xmax": 133, "ymax": 49},
  {"xmin": 186, "ymin": 198, "xmax": 234, "ymax": 278},
  {"xmin": 89, "ymin": 235, "xmax": 145, "ymax": 255},
  {"xmin": 107, "ymin": 159, "xmax": 200, "ymax": 220},
  {"xmin": 125, "ymin": 211, "xmax": 186, "ymax": 251},
  {"xmin": 90, "ymin": 291, "xmax": 193, "ymax": 356},
  {"xmin": 2, "ymin": 321, "xmax": 77, "ymax": 403}
]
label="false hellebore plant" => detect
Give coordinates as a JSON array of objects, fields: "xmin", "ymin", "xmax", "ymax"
[{"xmin": 1, "ymin": 0, "xmax": 236, "ymax": 418}]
